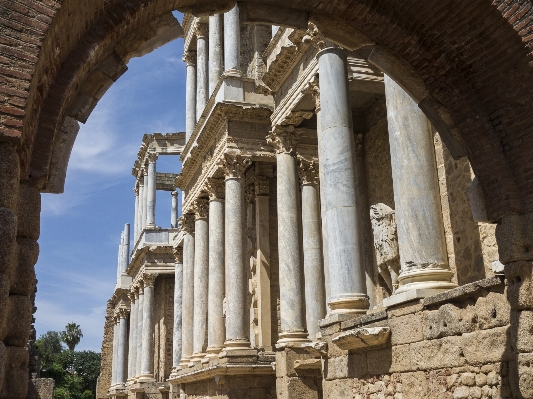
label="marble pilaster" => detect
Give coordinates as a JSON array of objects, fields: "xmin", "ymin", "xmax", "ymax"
[
  {"xmin": 171, "ymin": 190, "xmax": 178, "ymax": 228},
  {"xmin": 205, "ymin": 178, "xmax": 225, "ymax": 358},
  {"xmin": 298, "ymin": 160, "xmax": 326, "ymax": 340},
  {"xmin": 135, "ymin": 281, "xmax": 144, "ymax": 378},
  {"xmin": 179, "ymin": 214, "xmax": 195, "ymax": 367},
  {"xmin": 196, "ymin": 23, "xmax": 209, "ymax": 121},
  {"xmin": 146, "ymin": 152, "xmax": 157, "ymax": 229},
  {"xmin": 266, "ymin": 126, "xmax": 308, "ymax": 343},
  {"xmin": 222, "ymin": 154, "xmax": 251, "ymax": 348},
  {"xmin": 183, "ymin": 51, "xmax": 197, "ymax": 143},
  {"xmin": 209, "ymin": 14, "xmax": 223, "ymax": 95},
  {"xmin": 224, "ymin": 5, "xmax": 240, "ymax": 74},
  {"xmin": 191, "ymin": 198, "xmax": 209, "ymax": 364},
  {"xmin": 384, "ymin": 75, "xmax": 456, "ymax": 298},
  {"xmin": 171, "ymin": 247, "xmax": 183, "ymax": 375}
]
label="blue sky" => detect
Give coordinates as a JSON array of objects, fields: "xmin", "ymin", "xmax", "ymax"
[{"xmin": 35, "ymin": 15, "xmax": 185, "ymax": 351}]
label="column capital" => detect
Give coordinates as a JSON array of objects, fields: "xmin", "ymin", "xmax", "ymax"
[
  {"xmin": 205, "ymin": 177, "xmax": 225, "ymax": 200},
  {"xmin": 128, "ymin": 291, "xmax": 135, "ymax": 303},
  {"xmin": 221, "ymin": 154, "xmax": 251, "ymax": 180},
  {"xmin": 136, "ymin": 279, "xmax": 145, "ymax": 292},
  {"xmin": 303, "ymin": 22, "xmax": 339, "ymax": 51},
  {"xmin": 146, "ymin": 151, "xmax": 158, "ymax": 163},
  {"xmin": 193, "ymin": 198, "xmax": 209, "ymax": 219},
  {"xmin": 298, "ymin": 159, "xmax": 319, "ymax": 186},
  {"xmin": 118, "ymin": 308, "xmax": 130, "ymax": 319},
  {"xmin": 143, "ymin": 273, "xmax": 158, "ymax": 288},
  {"xmin": 178, "ymin": 213, "xmax": 195, "ymax": 234},
  {"xmin": 173, "ymin": 246, "xmax": 184, "ymax": 263},
  {"xmin": 266, "ymin": 125, "xmax": 303, "ymax": 156},
  {"xmin": 301, "ymin": 75, "xmax": 320, "ymax": 112},
  {"xmin": 195, "ymin": 22, "xmax": 209, "ymax": 38},
  {"xmin": 182, "ymin": 50, "xmax": 197, "ymax": 66}
]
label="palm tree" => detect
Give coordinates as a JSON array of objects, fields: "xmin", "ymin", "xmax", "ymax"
[{"xmin": 61, "ymin": 322, "xmax": 83, "ymax": 351}]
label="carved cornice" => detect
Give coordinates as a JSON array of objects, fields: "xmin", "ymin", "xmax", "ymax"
[
  {"xmin": 173, "ymin": 246, "xmax": 183, "ymax": 263},
  {"xmin": 193, "ymin": 198, "xmax": 209, "ymax": 219},
  {"xmin": 194, "ymin": 23, "xmax": 208, "ymax": 38},
  {"xmin": 221, "ymin": 154, "xmax": 252, "ymax": 180},
  {"xmin": 142, "ymin": 273, "xmax": 158, "ymax": 288},
  {"xmin": 266, "ymin": 125, "xmax": 303, "ymax": 156},
  {"xmin": 178, "ymin": 213, "xmax": 195, "ymax": 234},
  {"xmin": 298, "ymin": 159, "xmax": 319, "ymax": 186},
  {"xmin": 182, "ymin": 50, "xmax": 197, "ymax": 66},
  {"xmin": 205, "ymin": 177, "xmax": 225, "ymax": 200}
]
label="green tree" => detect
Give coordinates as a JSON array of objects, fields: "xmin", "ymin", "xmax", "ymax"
[
  {"xmin": 35, "ymin": 331, "xmax": 64, "ymax": 371},
  {"xmin": 61, "ymin": 322, "xmax": 83, "ymax": 351}
]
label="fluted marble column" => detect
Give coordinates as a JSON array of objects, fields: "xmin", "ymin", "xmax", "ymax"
[
  {"xmin": 205, "ymin": 178, "xmax": 225, "ymax": 357},
  {"xmin": 179, "ymin": 214, "xmax": 195, "ymax": 367},
  {"xmin": 222, "ymin": 154, "xmax": 251, "ymax": 348},
  {"xmin": 183, "ymin": 51, "xmax": 197, "ymax": 143},
  {"xmin": 209, "ymin": 14, "xmax": 223, "ymax": 95},
  {"xmin": 310, "ymin": 29, "xmax": 369, "ymax": 315},
  {"xmin": 384, "ymin": 75, "xmax": 456, "ymax": 296},
  {"xmin": 171, "ymin": 191, "xmax": 178, "ymax": 228},
  {"xmin": 116, "ymin": 309, "xmax": 129, "ymax": 385},
  {"xmin": 135, "ymin": 281, "xmax": 144, "ymax": 378},
  {"xmin": 171, "ymin": 247, "xmax": 183, "ymax": 375},
  {"xmin": 127, "ymin": 291, "xmax": 136, "ymax": 381},
  {"xmin": 191, "ymin": 199, "xmax": 209, "ymax": 364},
  {"xmin": 139, "ymin": 274, "xmax": 157, "ymax": 381},
  {"xmin": 266, "ymin": 126, "xmax": 308, "ymax": 343},
  {"xmin": 146, "ymin": 153, "xmax": 157, "ymax": 229},
  {"xmin": 196, "ymin": 23, "xmax": 209, "ymax": 121},
  {"xmin": 298, "ymin": 160, "xmax": 326, "ymax": 339},
  {"xmin": 224, "ymin": 5, "xmax": 240, "ymax": 74}
]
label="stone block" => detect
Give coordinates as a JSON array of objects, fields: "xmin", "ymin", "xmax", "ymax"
[
  {"xmin": 0, "ymin": 142, "xmax": 19, "ymax": 210},
  {"xmin": 474, "ymin": 291, "xmax": 510, "ymax": 330},
  {"xmin": 325, "ymin": 353, "xmax": 367, "ymax": 380},
  {"xmin": 410, "ymin": 335, "xmax": 466, "ymax": 370},
  {"xmin": 462, "ymin": 326, "xmax": 514, "ymax": 365},
  {"xmin": 11, "ymin": 238, "xmax": 38, "ymax": 296},
  {"xmin": 0, "ymin": 276, "xmax": 10, "ymax": 341},
  {"xmin": 387, "ymin": 302, "xmax": 424, "ymax": 318},
  {"xmin": 400, "ymin": 371, "xmax": 431, "ymax": 398},
  {"xmin": 389, "ymin": 313, "xmax": 423, "ymax": 344},
  {"xmin": 510, "ymin": 310, "xmax": 533, "ymax": 354},
  {"xmin": 390, "ymin": 344, "xmax": 412, "ymax": 373},
  {"xmin": 515, "ymin": 353, "xmax": 533, "ymax": 399},
  {"xmin": 275, "ymin": 347, "xmax": 314, "ymax": 378},
  {"xmin": 333, "ymin": 327, "xmax": 390, "ymax": 350},
  {"xmin": 0, "ymin": 346, "xmax": 29, "ymax": 399},
  {"xmin": 4, "ymin": 295, "xmax": 32, "ymax": 347},
  {"xmin": 0, "ymin": 208, "xmax": 16, "ymax": 278},
  {"xmin": 496, "ymin": 212, "xmax": 533, "ymax": 264},
  {"xmin": 16, "ymin": 183, "xmax": 41, "ymax": 240},
  {"xmin": 505, "ymin": 261, "xmax": 533, "ymax": 310},
  {"xmin": 423, "ymin": 303, "xmax": 475, "ymax": 340},
  {"xmin": 277, "ymin": 376, "xmax": 319, "ymax": 399},
  {"xmin": 367, "ymin": 347, "xmax": 393, "ymax": 375},
  {"xmin": 323, "ymin": 378, "xmax": 352, "ymax": 399},
  {"xmin": 0, "ymin": 342, "xmax": 5, "ymax": 389}
]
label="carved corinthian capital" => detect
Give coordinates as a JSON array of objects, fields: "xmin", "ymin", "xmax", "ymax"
[
  {"xmin": 221, "ymin": 154, "xmax": 252, "ymax": 180},
  {"xmin": 205, "ymin": 177, "xmax": 225, "ymax": 200},
  {"xmin": 266, "ymin": 125, "xmax": 303, "ymax": 156},
  {"xmin": 195, "ymin": 23, "xmax": 209, "ymax": 38},
  {"xmin": 173, "ymin": 246, "xmax": 183, "ymax": 263},
  {"xmin": 303, "ymin": 22, "xmax": 328, "ymax": 50},
  {"xmin": 178, "ymin": 213, "xmax": 195, "ymax": 234},
  {"xmin": 143, "ymin": 273, "xmax": 158, "ymax": 288},
  {"xmin": 146, "ymin": 151, "xmax": 158, "ymax": 163},
  {"xmin": 118, "ymin": 307, "xmax": 130, "ymax": 319},
  {"xmin": 182, "ymin": 50, "xmax": 197, "ymax": 66},
  {"xmin": 193, "ymin": 198, "xmax": 209, "ymax": 219},
  {"xmin": 298, "ymin": 159, "xmax": 319, "ymax": 186}
]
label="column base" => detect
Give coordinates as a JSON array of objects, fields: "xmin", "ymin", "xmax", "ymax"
[
  {"xmin": 189, "ymin": 351, "xmax": 206, "ymax": 365},
  {"xmin": 136, "ymin": 374, "xmax": 155, "ymax": 383},
  {"xmin": 223, "ymin": 339, "xmax": 251, "ymax": 350},
  {"xmin": 395, "ymin": 267, "xmax": 457, "ymax": 295},
  {"xmin": 277, "ymin": 331, "xmax": 310, "ymax": 345},
  {"xmin": 328, "ymin": 294, "xmax": 369, "ymax": 315},
  {"xmin": 204, "ymin": 346, "xmax": 223, "ymax": 359},
  {"xmin": 178, "ymin": 356, "xmax": 191, "ymax": 369}
]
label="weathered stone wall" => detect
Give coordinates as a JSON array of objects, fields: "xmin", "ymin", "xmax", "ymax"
[
  {"xmin": 26, "ymin": 378, "xmax": 54, "ymax": 399},
  {"xmin": 153, "ymin": 275, "xmax": 174, "ymax": 382},
  {"xmin": 175, "ymin": 375, "xmax": 276, "ymax": 399},
  {"xmin": 97, "ymin": 300, "xmax": 115, "ymax": 399}
]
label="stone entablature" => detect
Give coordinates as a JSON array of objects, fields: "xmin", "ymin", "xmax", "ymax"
[{"xmin": 131, "ymin": 132, "xmax": 185, "ymax": 180}]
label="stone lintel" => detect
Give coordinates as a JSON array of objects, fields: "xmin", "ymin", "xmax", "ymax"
[
  {"xmin": 332, "ymin": 327, "xmax": 391, "ymax": 351},
  {"xmin": 156, "ymin": 173, "xmax": 179, "ymax": 191}
]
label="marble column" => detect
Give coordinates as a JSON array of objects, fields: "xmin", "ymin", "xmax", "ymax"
[
  {"xmin": 224, "ymin": 5, "xmax": 240, "ymax": 74},
  {"xmin": 209, "ymin": 14, "xmax": 223, "ymax": 96},
  {"xmin": 139, "ymin": 274, "xmax": 157, "ymax": 381},
  {"xmin": 171, "ymin": 247, "xmax": 183, "ymax": 375},
  {"xmin": 127, "ymin": 291, "xmax": 136, "ymax": 381},
  {"xmin": 138, "ymin": 176, "xmax": 145, "ymax": 235},
  {"xmin": 116, "ymin": 309, "xmax": 128, "ymax": 385},
  {"xmin": 196, "ymin": 23, "xmax": 209, "ymax": 121},
  {"xmin": 183, "ymin": 51, "xmax": 197, "ymax": 143},
  {"xmin": 205, "ymin": 178, "xmax": 225, "ymax": 357},
  {"xmin": 179, "ymin": 214, "xmax": 195, "ymax": 367},
  {"xmin": 142, "ymin": 170, "xmax": 149, "ymax": 231},
  {"xmin": 312, "ymin": 32, "xmax": 369, "ymax": 315},
  {"xmin": 111, "ymin": 319, "xmax": 118, "ymax": 386},
  {"xmin": 123, "ymin": 223, "xmax": 130, "ymax": 272},
  {"xmin": 222, "ymin": 154, "xmax": 251, "ymax": 348},
  {"xmin": 134, "ymin": 187, "xmax": 139, "ymax": 243},
  {"xmin": 384, "ymin": 75, "xmax": 456, "ymax": 296},
  {"xmin": 191, "ymin": 198, "xmax": 209, "ymax": 364},
  {"xmin": 298, "ymin": 160, "xmax": 326, "ymax": 340},
  {"xmin": 266, "ymin": 126, "xmax": 308, "ymax": 343},
  {"xmin": 171, "ymin": 191, "xmax": 178, "ymax": 228},
  {"xmin": 135, "ymin": 281, "xmax": 144, "ymax": 378},
  {"xmin": 146, "ymin": 153, "xmax": 157, "ymax": 229}
]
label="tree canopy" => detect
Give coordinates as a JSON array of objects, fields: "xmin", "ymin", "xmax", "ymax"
[{"xmin": 61, "ymin": 322, "xmax": 83, "ymax": 351}]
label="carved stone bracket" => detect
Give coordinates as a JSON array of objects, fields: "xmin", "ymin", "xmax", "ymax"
[
  {"xmin": 143, "ymin": 273, "xmax": 158, "ymax": 288},
  {"xmin": 266, "ymin": 125, "xmax": 303, "ymax": 156},
  {"xmin": 178, "ymin": 213, "xmax": 196, "ymax": 234},
  {"xmin": 298, "ymin": 159, "xmax": 319, "ymax": 186},
  {"xmin": 173, "ymin": 246, "xmax": 184, "ymax": 263},
  {"xmin": 221, "ymin": 154, "xmax": 252, "ymax": 180},
  {"xmin": 193, "ymin": 198, "xmax": 209, "ymax": 219},
  {"xmin": 205, "ymin": 177, "xmax": 225, "ymax": 200},
  {"xmin": 182, "ymin": 50, "xmax": 197, "ymax": 66}
]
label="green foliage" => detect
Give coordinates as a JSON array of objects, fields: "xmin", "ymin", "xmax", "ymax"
[
  {"xmin": 37, "ymin": 329, "xmax": 100, "ymax": 399},
  {"xmin": 35, "ymin": 331, "xmax": 64, "ymax": 370},
  {"xmin": 61, "ymin": 322, "xmax": 83, "ymax": 351}
]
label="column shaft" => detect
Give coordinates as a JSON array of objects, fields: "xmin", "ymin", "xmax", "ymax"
[
  {"xmin": 134, "ymin": 191, "xmax": 139, "ymax": 243},
  {"xmin": 180, "ymin": 228, "xmax": 195, "ymax": 367},
  {"xmin": 116, "ymin": 314, "xmax": 128, "ymax": 385},
  {"xmin": 384, "ymin": 75, "xmax": 455, "ymax": 295},
  {"xmin": 135, "ymin": 289, "xmax": 144, "ymax": 377},
  {"xmin": 139, "ymin": 275, "xmax": 156, "ymax": 380},
  {"xmin": 184, "ymin": 52, "xmax": 197, "ymax": 143},
  {"xmin": 127, "ymin": 297, "xmax": 136, "ymax": 380},
  {"xmin": 317, "ymin": 47, "xmax": 368, "ymax": 315},
  {"xmin": 111, "ymin": 322, "xmax": 118, "ymax": 386},
  {"xmin": 171, "ymin": 250, "xmax": 183, "ymax": 372},
  {"xmin": 224, "ymin": 5, "xmax": 240, "ymax": 73},
  {"xmin": 146, "ymin": 155, "xmax": 157, "ymax": 229},
  {"xmin": 138, "ymin": 181, "xmax": 145, "ymax": 234},
  {"xmin": 209, "ymin": 14, "xmax": 223, "ymax": 96},
  {"xmin": 171, "ymin": 191, "xmax": 178, "ymax": 228},
  {"xmin": 142, "ymin": 174, "xmax": 148, "ymax": 231},
  {"xmin": 196, "ymin": 26, "xmax": 208, "ymax": 121}
]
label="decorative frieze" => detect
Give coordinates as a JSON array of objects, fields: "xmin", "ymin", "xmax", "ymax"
[
  {"xmin": 266, "ymin": 125, "xmax": 303, "ymax": 156},
  {"xmin": 221, "ymin": 154, "xmax": 252, "ymax": 179},
  {"xmin": 205, "ymin": 177, "xmax": 225, "ymax": 200},
  {"xmin": 193, "ymin": 198, "xmax": 209, "ymax": 219}
]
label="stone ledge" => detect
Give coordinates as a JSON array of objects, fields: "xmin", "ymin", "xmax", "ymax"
[
  {"xmin": 167, "ymin": 363, "xmax": 275, "ymax": 385},
  {"xmin": 332, "ymin": 327, "xmax": 391, "ymax": 351},
  {"xmin": 340, "ymin": 310, "xmax": 388, "ymax": 331},
  {"xmin": 422, "ymin": 277, "xmax": 504, "ymax": 308}
]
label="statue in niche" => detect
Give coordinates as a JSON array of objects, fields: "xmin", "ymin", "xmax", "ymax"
[{"xmin": 370, "ymin": 203, "xmax": 401, "ymax": 294}]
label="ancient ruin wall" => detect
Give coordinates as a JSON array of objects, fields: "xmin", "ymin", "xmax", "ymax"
[{"xmin": 96, "ymin": 301, "xmax": 115, "ymax": 399}]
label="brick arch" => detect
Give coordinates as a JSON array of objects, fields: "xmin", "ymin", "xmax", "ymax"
[{"xmin": 2, "ymin": 0, "xmax": 533, "ymax": 220}]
